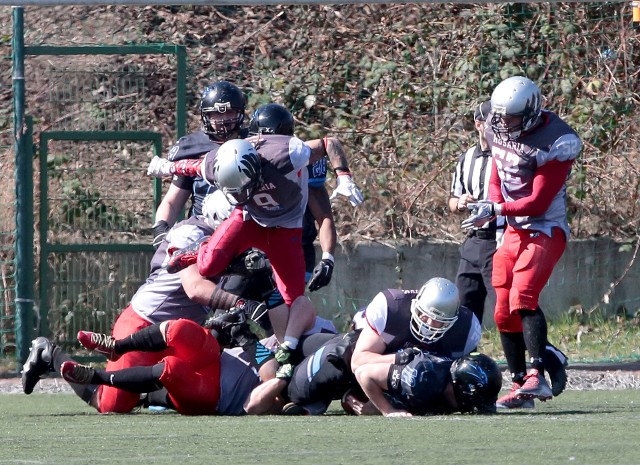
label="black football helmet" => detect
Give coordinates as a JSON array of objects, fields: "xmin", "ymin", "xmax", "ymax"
[
  {"xmin": 248, "ymin": 103, "xmax": 295, "ymax": 136},
  {"xmin": 450, "ymin": 352, "xmax": 502, "ymax": 414},
  {"xmin": 200, "ymin": 81, "xmax": 246, "ymax": 140}
]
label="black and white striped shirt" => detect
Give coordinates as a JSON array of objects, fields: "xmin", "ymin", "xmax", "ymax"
[{"xmin": 450, "ymin": 144, "xmax": 504, "ymax": 232}]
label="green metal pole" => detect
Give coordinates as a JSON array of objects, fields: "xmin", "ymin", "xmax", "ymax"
[{"xmin": 13, "ymin": 6, "xmax": 35, "ymax": 368}]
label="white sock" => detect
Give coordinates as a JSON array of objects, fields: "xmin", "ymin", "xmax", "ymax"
[{"xmin": 283, "ymin": 337, "xmax": 299, "ymax": 350}]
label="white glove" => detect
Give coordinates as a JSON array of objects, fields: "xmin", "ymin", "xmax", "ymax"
[
  {"xmin": 146, "ymin": 156, "xmax": 174, "ymax": 177},
  {"xmin": 461, "ymin": 200, "xmax": 497, "ymax": 230},
  {"xmin": 330, "ymin": 174, "xmax": 364, "ymax": 207}
]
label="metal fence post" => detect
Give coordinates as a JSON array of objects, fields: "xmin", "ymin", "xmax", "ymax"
[{"xmin": 13, "ymin": 6, "xmax": 35, "ymax": 368}]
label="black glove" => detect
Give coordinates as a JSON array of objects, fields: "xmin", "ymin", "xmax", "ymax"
[
  {"xmin": 230, "ymin": 322, "xmax": 258, "ymax": 349},
  {"xmin": 152, "ymin": 220, "xmax": 170, "ymax": 250},
  {"xmin": 307, "ymin": 258, "xmax": 334, "ymax": 292},
  {"xmin": 395, "ymin": 347, "xmax": 422, "ymax": 365}
]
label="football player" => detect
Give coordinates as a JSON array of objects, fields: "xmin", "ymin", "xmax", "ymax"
[
  {"xmin": 462, "ymin": 76, "xmax": 581, "ymax": 408},
  {"xmin": 350, "ymin": 277, "xmax": 482, "ymax": 375},
  {"xmin": 21, "ymin": 191, "xmax": 273, "ymax": 413},
  {"xmin": 349, "ymin": 352, "xmax": 502, "ymax": 416},
  {"xmin": 151, "ymin": 81, "xmax": 248, "ymax": 249}
]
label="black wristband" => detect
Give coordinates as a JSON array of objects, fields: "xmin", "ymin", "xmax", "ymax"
[{"xmin": 333, "ymin": 166, "xmax": 350, "ymax": 174}]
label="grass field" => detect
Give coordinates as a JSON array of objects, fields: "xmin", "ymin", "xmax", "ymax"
[{"xmin": 2, "ymin": 390, "xmax": 640, "ymax": 465}]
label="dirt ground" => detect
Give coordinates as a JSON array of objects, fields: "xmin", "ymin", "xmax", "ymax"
[{"xmin": 2, "ymin": 365, "xmax": 640, "ymax": 395}]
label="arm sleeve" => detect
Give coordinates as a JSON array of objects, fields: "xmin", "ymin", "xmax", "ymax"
[
  {"xmin": 500, "ymin": 159, "xmax": 574, "ymax": 217},
  {"xmin": 488, "ymin": 159, "xmax": 504, "ymax": 203}
]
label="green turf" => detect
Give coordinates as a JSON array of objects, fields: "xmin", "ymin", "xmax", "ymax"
[{"xmin": 2, "ymin": 391, "xmax": 640, "ymax": 465}]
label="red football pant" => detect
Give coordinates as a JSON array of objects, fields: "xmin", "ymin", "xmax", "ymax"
[
  {"xmin": 159, "ymin": 319, "xmax": 221, "ymax": 415},
  {"xmin": 492, "ymin": 226, "xmax": 566, "ymax": 333},
  {"xmin": 197, "ymin": 208, "xmax": 305, "ymax": 306},
  {"xmin": 97, "ymin": 305, "xmax": 170, "ymax": 413}
]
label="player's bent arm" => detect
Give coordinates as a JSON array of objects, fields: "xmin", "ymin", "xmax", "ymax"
[
  {"xmin": 350, "ymin": 326, "xmax": 395, "ymax": 372},
  {"xmin": 178, "ymin": 264, "xmax": 217, "ymax": 307},
  {"xmin": 155, "ymin": 183, "xmax": 192, "ymax": 228},
  {"xmin": 500, "ymin": 160, "xmax": 573, "ymax": 218},
  {"xmin": 354, "ymin": 363, "xmax": 412, "ymax": 417},
  {"xmin": 243, "ymin": 377, "xmax": 288, "ymax": 415},
  {"xmin": 308, "ymin": 186, "xmax": 337, "ymax": 256},
  {"xmin": 305, "ymin": 136, "xmax": 351, "ymax": 170}
]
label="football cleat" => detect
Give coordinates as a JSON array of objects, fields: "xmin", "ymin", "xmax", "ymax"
[
  {"xmin": 495, "ymin": 383, "xmax": 535, "ymax": 409},
  {"xmin": 544, "ymin": 343, "xmax": 569, "ymax": 397},
  {"xmin": 515, "ymin": 369, "xmax": 553, "ymax": 401},
  {"xmin": 60, "ymin": 361, "xmax": 95, "ymax": 385},
  {"xmin": 77, "ymin": 331, "xmax": 119, "ymax": 361},
  {"xmin": 21, "ymin": 337, "xmax": 55, "ymax": 395}
]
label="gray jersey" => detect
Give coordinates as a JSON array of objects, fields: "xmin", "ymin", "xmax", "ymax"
[
  {"xmin": 245, "ymin": 135, "xmax": 310, "ymax": 228},
  {"xmin": 130, "ymin": 216, "xmax": 215, "ymax": 324},
  {"xmin": 486, "ymin": 110, "xmax": 582, "ymax": 239},
  {"xmin": 216, "ymin": 348, "xmax": 261, "ymax": 416}
]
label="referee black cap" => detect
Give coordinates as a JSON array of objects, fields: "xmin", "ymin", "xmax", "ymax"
[{"xmin": 474, "ymin": 100, "xmax": 492, "ymax": 122}]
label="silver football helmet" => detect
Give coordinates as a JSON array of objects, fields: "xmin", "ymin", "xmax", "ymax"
[
  {"xmin": 209, "ymin": 139, "xmax": 262, "ymax": 206},
  {"xmin": 410, "ymin": 277, "xmax": 460, "ymax": 344},
  {"xmin": 490, "ymin": 76, "xmax": 542, "ymax": 141}
]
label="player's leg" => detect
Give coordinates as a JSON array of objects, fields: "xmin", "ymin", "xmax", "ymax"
[
  {"xmin": 510, "ymin": 228, "xmax": 566, "ymax": 401},
  {"xmin": 493, "ymin": 228, "xmax": 532, "ymax": 409},
  {"xmin": 21, "ymin": 337, "xmax": 98, "ymax": 406},
  {"xmin": 156, "ymin": 320, "xmax": 221, "ymax": 414},
  {"xmin": 285, "ymin": 334, "xmax": 356, "ymax": 415},
  {"xmin": 455, "ymin": 236, "xmax": 487, "ymax": 324},
  {"xmin": 196, "ymin": 209, "xmax": 254, "ymax": 278},
  {"xmin": 94, "ymin": 306, "xmax": 167, "ymax": 413},
  {"xmin": 301, "ymin": 206, "xmax": 319, "ymax": 283},
  {"xmin": 66, "ymin": 320, "xmax": 222, "ymax": 415}
]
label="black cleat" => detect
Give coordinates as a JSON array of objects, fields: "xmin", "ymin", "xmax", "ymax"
[
  {"xmin": 543, "ymin": 343, "xmax": 569, "ymax": 397},
  {"xmin": 21, "ymin": 337, "xmax": 55, "ymax": 395}
]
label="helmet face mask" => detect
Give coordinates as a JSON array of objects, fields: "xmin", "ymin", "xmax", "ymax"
[
  {"xmin": 199, "ymin": 81, "xmax": 246, "ymax": 140},
  {"xmin": 208, "ymin": 139, "xmax": 262, "ymax": 206},
  {"xmin": 450, "ymin": 353, "xmax": 502, "ymax": 414},
  {"xmin": 409, "ymin": 277, "xmax": 460, "ymax": 344},
  {"xmin": 249, "ymin": 103, "xmax": 295, "ymax": 137},
  {"xmin": 490, "ymin": 76, "xmax": 542, "ymax": 141},
  {"xmin": 202, "ymin": 109, "xmax": 244, "ymax": 139}
]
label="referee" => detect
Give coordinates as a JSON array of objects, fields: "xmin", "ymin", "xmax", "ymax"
[{"xmin": 448, "ymin": 100, "xmax": 504, "ymax": 325}]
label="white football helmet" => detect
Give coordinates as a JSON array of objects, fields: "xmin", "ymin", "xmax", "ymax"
[
  {"xmin": 206, "ymin": 139, "xmax": 262, "ymax": 206},
  {"xmin": 490, "ymin": 76, "xmax": 542, "ymax": 141},
  {"xmin": 410, "ymin": 277, "xmax": 460, "ymax": 344},
  {"xmin": 201, "ymin": 190, "xmax": 233, "ymax": 228}
]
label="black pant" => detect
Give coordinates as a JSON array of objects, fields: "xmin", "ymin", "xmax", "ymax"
[{"xmin": 455, "ymin": 235, "xmax": 497, "ymax": 325}]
